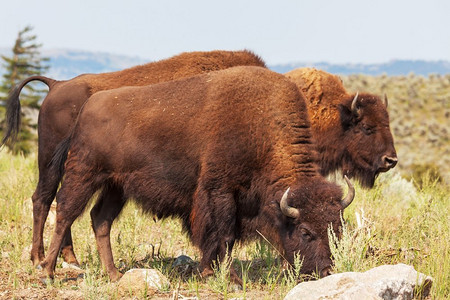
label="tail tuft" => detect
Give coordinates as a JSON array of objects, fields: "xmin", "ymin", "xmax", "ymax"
[{"xmin": 49, "ymin": 137, "xmax": 72, "ymax": 183}]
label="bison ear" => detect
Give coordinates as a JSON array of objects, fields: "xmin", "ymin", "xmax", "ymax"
[
  {"xmin": 339, "ymin": 93, "xmax": 361, "ymax": 130},
  {"xmin": 338, "ymin": 104, "xmax": 354, "ymax": 130}
]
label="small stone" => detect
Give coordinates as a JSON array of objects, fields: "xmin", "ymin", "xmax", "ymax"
[
  {"xmin": 47, "ymin": 203, "xmax": 57, "ymax": 227},
  {"xmin": 21, "ymin": 244, "xmax": 32, "ymax": 262},
  {"xmin": 171, "ymin": 255, "xmax": 198, "ymax": 279},
  {"xmin": 172, "ymin": 255, "xmax": 195, "ymax": 267},
  {"xmin": 117, "ymin": 268, "xmax": 170, "ymax": 297},
  {"xmin": 62, "ymin": 261, "xmax": 83, "ymax": 270}
]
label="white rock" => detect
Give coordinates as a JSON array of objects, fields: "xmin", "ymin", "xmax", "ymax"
[
  {"xmin": 117, "ymin": 268, "xmax": 170, "ymax": 297},
  {"xmin": 21, "ymin": 244, "xmax": 32, "ymax": 262},
  {"xmin": 61, "ymin": 261, "xmax": 83, "ymax": 270},
  {"xmin": 284, "ymin": 264, "xmax": 432, "ymax": 300},
  {"xmin": 46, "ymin": 203, "xmax": 57, "ymax": 227}
]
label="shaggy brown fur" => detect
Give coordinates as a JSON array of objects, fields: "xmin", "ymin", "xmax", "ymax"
[
  {"xmin": 1, "ymin": 50, "xmax": 266, "ymax": 267},
  {"xmin": 41, "ymin": 66, "xmax": 354, "ymax": 283},
  {"xmin": 285, "ymin": 68, "xmax": 397, "ymax": 187}
]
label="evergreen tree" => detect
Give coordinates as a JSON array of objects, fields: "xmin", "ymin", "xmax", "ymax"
[{"xmin": 0, "ymin": 26, "xmax": 50, "ymax": 154}]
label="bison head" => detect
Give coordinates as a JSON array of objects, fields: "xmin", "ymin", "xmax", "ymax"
[
  {"xmin": 338, "ymin": 92, "xmax": 397, "ymax": 188},
  {"xmin": 278, "ymin": 176, "xmax": 354, "ymax": 278}
]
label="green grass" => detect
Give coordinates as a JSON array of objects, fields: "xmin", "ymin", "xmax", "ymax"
[{"xmin": 0, "ymin": 149, "xmax": 448, "ymax": 298}]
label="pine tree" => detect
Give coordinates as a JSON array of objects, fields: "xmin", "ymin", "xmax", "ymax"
[{"xmin": 0, "ymin": 26, "xmax": 50, "ymax": 154}]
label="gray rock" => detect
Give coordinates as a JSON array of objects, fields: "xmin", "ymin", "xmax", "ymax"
[
  {"xmin": 172, "ymin": 255, "xmax": 195, "ymax": 267},
  {"xmin": 171, "ymin": 255, "xmax": 198, "ymax": 279},
  {"xmin": 284, "ymin": 264, "xmax": 432, "ymax": 300}
]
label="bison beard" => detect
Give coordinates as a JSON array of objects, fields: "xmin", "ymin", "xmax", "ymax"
[
  {"xmin": 40, "ymin": 66, "xmax": 355, "ymax": 283},
  {"xmin": 0, "ymin": 49, "xmax": 266, "ymax": 268}
]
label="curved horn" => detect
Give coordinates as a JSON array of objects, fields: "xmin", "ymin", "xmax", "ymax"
[
  {"xmin": 341, "ymin": 175, "xmax": 355, "ymax": 209},
  {"xmin": 383, "ymin": 93, "xmax": 388, "ymax": 107},
  {"xmin": 280, "ymin": 187, "xmax": 300, "ymax": 218},
  {"xmin": 351, "ymin": 92, "xmax": 359, "ymax": 115}
]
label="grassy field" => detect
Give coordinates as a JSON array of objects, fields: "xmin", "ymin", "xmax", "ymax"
[
  {"xmin": 0, "ymin": 151, "xmax": 447, "ymax": 299},
  {"xmin": 0, "ymin": 73, "xmax": 449, "ymax": 299}
]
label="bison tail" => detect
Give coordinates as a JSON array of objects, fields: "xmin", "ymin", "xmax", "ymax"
[
  {"xmin": 49, "ymin": 136, "xmax": 72, "ymax": 185},
  {"xmin": 1, "ymin": 75, "xmax": 57, "ymax": 147}
]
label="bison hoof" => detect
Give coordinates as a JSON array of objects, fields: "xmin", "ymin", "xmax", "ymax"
[
  {"xmin": 200, "ymin": 268, "xmax": 214, "ymax": 280},
  {"xmin": 110, "ymin": 271, "xmax": 123, "ymax": 282}
]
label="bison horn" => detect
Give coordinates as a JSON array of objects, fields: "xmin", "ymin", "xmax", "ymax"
[
  {"xmin": 384, "ymin": 93, "xmax": 388, "ymax": 107},
  {"xmin": 341, "ymin": 175, "xmax": 355, "ymax": 209},
  {"xmin": 280, "ymin": 187, "xmax": 300, "ymax": 219},
  {"xmin": 351, "ymin": 92, "xmax": 359, "ymax": 116}
]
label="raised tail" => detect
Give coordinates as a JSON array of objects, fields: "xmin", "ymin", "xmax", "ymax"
[{"xmin": 1, "ymin": 75, "xmax": 57, "ymax": 147}]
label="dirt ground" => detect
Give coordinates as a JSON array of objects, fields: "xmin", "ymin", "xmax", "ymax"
[{"xmin": 0, "ymin": 263, "xmax": 280, "ymax": 299}]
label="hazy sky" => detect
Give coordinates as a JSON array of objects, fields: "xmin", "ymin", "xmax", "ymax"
[{"xmin": 2, "ymin": 0, "xmax": 449, "ymax": 64}]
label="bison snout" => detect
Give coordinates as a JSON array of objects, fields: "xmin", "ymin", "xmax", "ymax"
[{"xmin": 381, "ymin": 155, "xmax": 398, "ymax": 170}]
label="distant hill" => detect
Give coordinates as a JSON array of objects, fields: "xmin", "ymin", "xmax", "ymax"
[
  {"xmin": 1, "ymin": 48, "xmax": 449, "ymax": 79},
  {"xmin": 0, "ymin": 48, "xmax": 148, "ymax": 80},
  {"xmin": 271, "ymin": 60, "xmax": 450, "ymax": 76},
  {"xmin": 41, "ymin": 49, "xmax": 148, "ymax": 79}
]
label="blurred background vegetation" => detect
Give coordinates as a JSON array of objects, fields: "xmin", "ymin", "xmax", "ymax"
[
  {"xmin": 1, "ymin": 27, "xmax": 448, "ymax": 188},
  {"xmin": 0, "ymin": 26, "xmax": 49, "ymax": 155}
]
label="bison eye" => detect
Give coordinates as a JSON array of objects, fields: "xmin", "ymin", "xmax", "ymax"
[
  {"xmin": 361, "ymin": 124, "xmax": 374, "ymax": 135},
  {"xmin": 300, "ymin": 228, "xmax": 312, "ymax": 241}
]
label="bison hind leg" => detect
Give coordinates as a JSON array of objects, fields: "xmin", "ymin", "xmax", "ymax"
[
  {"xmin": 39, "ymin": 171, "xmax": 100, "ymax": 279},
  {"xmin": 59, "ymin": 230, "xmax": 79, "ymax": 266},
  {"xmin": 30, "ymin": 169, "xmax": 60, "ymax": 266},
  {"xmin": 90, "ymin": 183, "xmax": 126, "ymax": 281}
]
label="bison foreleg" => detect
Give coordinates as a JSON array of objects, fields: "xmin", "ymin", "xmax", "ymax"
[{"xmin": 190, "ymin": 187, "xmax": 240, "ymax": 284}]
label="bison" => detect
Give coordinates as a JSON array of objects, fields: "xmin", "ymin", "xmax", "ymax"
[
  {"xmin": 285, "ymin": 68, "xmax": 397, "ymax": 188},
  {"xmin": 40, "ymin": 66, "xmax": 355, "ymax": 283},
  {"xmin": 0, "ymin": 49, "xmax": 266, "ymax": 267}
]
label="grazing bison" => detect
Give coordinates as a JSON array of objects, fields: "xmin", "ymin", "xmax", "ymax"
[
  {"xmin": 41, "ymin": 66, "xmax": 355, "ymax": 283},
  {"xmin": 1, "ymin": 49, "xmax": 266, "ymax": 267},
  {"xmin": 285, "ymin": 68, "xmax": 397, "ymax": 188}
]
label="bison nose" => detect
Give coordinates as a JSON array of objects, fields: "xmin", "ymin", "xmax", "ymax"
[
  {"xmin": 320, "ymin": 266, "xmax": 333, "ymax": 278},
  {"xmin": 381, "ymin": 155, "xmax": 398, "ymax": 169}
]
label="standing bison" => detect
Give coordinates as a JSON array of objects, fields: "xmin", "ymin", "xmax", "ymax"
[
  {"xmin": 285, "ymin": 68, "xmax": 397, "ymax": 187},
  {"xmin": 0, "ymin": 50, "xmax": 266, "ymax": 267},
  {"xmin": 41, "ymin": 66, "xmax": 355, "ymax": 283}
]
